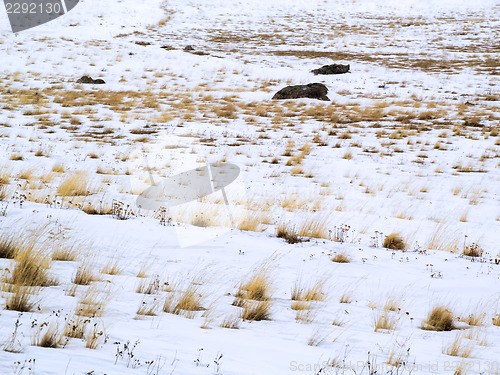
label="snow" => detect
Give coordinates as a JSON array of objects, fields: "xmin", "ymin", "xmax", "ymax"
[{"xmin": 0, "ymin": 0, "xmax": 499, "ymax": 374}]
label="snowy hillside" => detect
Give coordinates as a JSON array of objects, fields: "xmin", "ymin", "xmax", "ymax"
[{"xmin": 0, "ymin": 0, "xmax": 499, "ymax": 374}]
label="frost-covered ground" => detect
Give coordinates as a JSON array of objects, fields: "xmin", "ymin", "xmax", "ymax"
[{"xmin": 0, "ymin": 0, "xmax": 499, "ymax": 374}]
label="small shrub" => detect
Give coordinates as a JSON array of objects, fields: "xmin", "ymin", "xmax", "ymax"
[
  {"xmin": 422, "ymin": 306, "xmax": 455, "ymax": 331},
  {"xmin": 383, "ymin": 233, "xmax": 406, "ymax": 250},
  {"xmin": 332, "ymin": 252, "xmax": 350, "ymax": 263},
  {"xmin": 462, "ymin": 243, "xmax": 483, "ymax": 258},
  {"xmin": 32, "ymin": 322, "xmax": 64, "ymax": 348}
]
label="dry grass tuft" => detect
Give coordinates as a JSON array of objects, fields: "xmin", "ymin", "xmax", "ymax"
[
  {"xmin": 76, "ymin": 286, "xmax": 108, "ymax": 318},
  {"xmin": 136, "ymin": 276, "xmax": 160, "ymax": 294},
  {"xmin": 339, "ymin": 291, "xmax": 353, "ymax": 304},
  {"xmin": 0, "ymin": 233, "xmax": 19, "ymax": 259},
  {"xmin": 291, "ymin": 301, "xmax": 310, "ymax": 310},
  {"xmin": 462, "ymin": 243, "xmax": 483, "ymax": 258},
  {"xmin": 443, "ymin": 333, "xmax": 474, "ymax": 358},
  {"xmin": 63, "ymin": 315, "xmax": 89, "ymax": 339},
  {"xmin": 4, "ymin": 285, "xmax": 40, "ymax": 312},
  {"xmin": 220, "ymin": 315, "xmax": 241, "ymax": 329},
  {"xmin": 422, "ymin": 306, "xmax": 455, "ymax": 331},
  {"xmin": 492, "ymin": 314, "xmax": 500, "ymax": 326},
  {"xmin": 136, "ymin": 297, "xmax": 161, "ymax": 316},
  {"xmin": 9, "ymin": 245, "xmax": 57, "ymax": 287},
  {"xmin": 383, "ymin": 297, "xmax": 402, "ymax": 312},
  {"xmin": 291, "ymin": 280, "xmax": 326, "ymax": 302},
  {"xmin": 426, "ymin": 224, "xmax": 459, "ymax": 252},
  {"xmin": 175, "ymin": 284, "xmax": 204, "ymax": 312},
  {"xmin": 51, "ymin": 243, "xmax": 79, "ymax": 261},
  {"xmin": 383, "ymin": 233, "xmax": 406, "ymax": 250},
  {"xmin": 86, "ymin": 321, "xmax": 105, "ymax": 349},
  {"xmin": 32, "ymin": 322, "xmax": 64, "ymax": 348},
  {"xmin": 307, "ymin": 329, "xmax": 329, "ymax": 346},
  {"xmin": 57, "ymin": 171, "xmax": 92, "ymax": 196},
  {"xmin": 331, "ymin": 252, "xmax": 351, "ymax": 263},
  {"xmin": 101, "ymin": 257, "xmax": 122, "ymax": 275},
  {"xmin": 73, "ymin": 262, "xmax": 99, "ymax": 285},
  {"xmin": 241, "ymin": 300, "xmax": 272, "ymax": 321},
  {"xmin": 237, "ymin": 268, "xmax": 272, "ymax": 301},
  {"xmin": 374, "ymin": 311, "xmax": 399, "ymax": 332},
  {"xmin": 276, "ymin": 222, "xmax": 302, "ymax": 244}
]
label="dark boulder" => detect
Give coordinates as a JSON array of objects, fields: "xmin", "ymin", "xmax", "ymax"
[
  {"xmin": 76, "ymin": 76, "xmax": 105, "ymax": 84},
  {"xmin": 311, "ymin": 64, "xmax": 350, "ymax": 75},
  {"xmin": 272, "ymin": 83, "xmax": 330, "ymax": 101}
]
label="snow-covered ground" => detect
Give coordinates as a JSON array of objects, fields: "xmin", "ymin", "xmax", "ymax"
[{"xmin": 0, "ymin": 0, "xmax": 499, "ymax": 374}]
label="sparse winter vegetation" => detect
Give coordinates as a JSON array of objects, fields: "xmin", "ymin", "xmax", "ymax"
[{"xmin": 0, "ymin": 0, "xmax": 499, "ymax": 372}]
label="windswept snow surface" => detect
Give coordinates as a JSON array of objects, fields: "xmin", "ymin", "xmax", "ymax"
[{"xmin": 0, "ymin": 0, "xmax": 499, "ymax": 374}]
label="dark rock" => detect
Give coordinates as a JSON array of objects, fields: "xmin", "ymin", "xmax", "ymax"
[
  {"xmin": 76, "ymin": 75, "xmax": 94, "ymax": 84},
  {"xmin": 76, "ymin": 76, "xmax": 106, "ymax": 84},
  {"xmin": 272, "ymin": 83, "xmax": 330, "ymax": 101},
  {"xmin": 184, "ymin": 45, "xmax": 195, "ymax": 51},
  {"xmin": 311, "ymin": 64, "xmax": 350, "ymax": 75}
]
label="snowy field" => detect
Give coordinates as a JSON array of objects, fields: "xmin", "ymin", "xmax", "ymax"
[{"xmin": 0, "ymin": 0, "xmax": 499, "ymax": 374}]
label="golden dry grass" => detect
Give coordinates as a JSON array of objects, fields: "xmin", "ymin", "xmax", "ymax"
[
  {"xmin": 241, "ymin": 300, "xmax": 272, "ymax": 321},
  {"xmin": 426, "ymin": 224, "xmax": 459, "ymax": 252},
  {"xmin": 175, "ymin": 284, "xmax": 204, "ymax": 312},
  {"xmin": 4, "ymin": 285, "xmax": 40, "ymax": 312},
  {"xmin": 32, "ymin": 322, "xmax": 64, "ymax": 348},
  {"xmin": 443, "ymin": 333, "xmax": 474, "ymax": 358},
  {"xmin": 136, "ymin": 276, "xmax": 160, "ymax": 294},
  {"xmin": 51, "ymin": 243, "xmax": 79, "ymax": 261},
  {"xmin": 57, "ymin": 171, "xmax": 92, "ymax": 196},
  {"xmin": 76, "ymin": 286, "xmax": 108, "ymax": 318},
  {"xmin": 137, "ymin": 297, "xmax": 161, "ymax": 316},
  {"xmin": 220, "ymin": 315, "xmax": 241, "ymax": 329},
  {"xmin": 291, "ymin": 301, "xmax": 310, "ymax": 311},
  {"xmin": 0, "ymin": 233, "xmax": 19, "ymax": 259},
  {"xmin": 383, "ymin": 233, "xmax": 406, "ymax": 250},
  {"xmin": 8, "ymin": 245, "xmax": 57, "ymax": 287},
  {"xmin": 63, "ymin": 315, "xmax": 89, "ymax": 339},
  {"xmin": 73, "ymin": 262, "xmax": 99, "ymax": 285},
  {"xmin": 86, "ymin": 321, "xmax": 105, "ymax": 349},
  {"xmin": 374, "ymin": 311, "xmax": 399, "ymax": 332},
  {"xmin": 237, "ymin": 267, "xmax": 272, "ymax": 301},
  {"xmin": 101, "ymin": 258, "xmax": 122, "ymax": 275},
  {"xmin": 422, "ymin": 306, "xmax": 455, "ymax": 331},
  {"xmin": 331, "ymin": 252, "xmax": 351, "ymax": 263}
]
